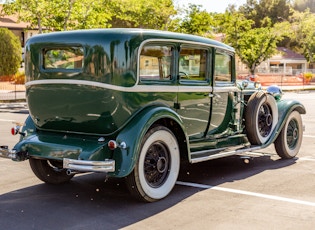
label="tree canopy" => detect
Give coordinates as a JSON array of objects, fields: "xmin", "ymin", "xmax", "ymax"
[
  {"xmin": 110, "ymin": 0, "xmax": 176, "ymax": 29},
  {"xmin": 289, "ymin": 10, "xmax": 315, "ymax": 62},
  {"xmin": 1, "ymin": 0, "xmax": 315, "ymax": 74},
  {"xmin": 220, "ymin": 13, "xmax": 285, "ymax": 74},
  {"xmin": 2, "ymin": 0, "xmax": 176, "ymax": 32},
  {"xmin": 169, "ymin": 4, "xmax": 214, "ymax": 38},
  {"xmin": 239, "ymin": 0, "xmax": 292, "ymax": 27},
  {"xmin": 2, "ymin": 0, "xmax": 113, "ymax": 31}
]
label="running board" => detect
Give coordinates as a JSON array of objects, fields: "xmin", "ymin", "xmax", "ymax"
[{"xmin": 190, "ymin": 145, "xmax": 262, "ymax": 164}]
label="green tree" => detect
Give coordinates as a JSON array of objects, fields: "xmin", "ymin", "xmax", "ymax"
[
  {"xmin": 110, "ymin": 0, "xmax": 176, "ymax": 29},
  {"xmin": 3, "ymin": 0, "xmax": 51, "ymax": 33},
  {"xmin": 50, "ymin": 0, "xmax": 112, "ymax": 30},
  {"xmin": 239, "ymin": 0, "xmax": 292, "ymax": 27},
  {"xmin": 0, "ymin": 28, "xmax": 22, "ymax": 77},
  {"xmin": 2, "ymin": 0, "xmax": 113, "ymax": 32},
  {"xmin": 168, "ymin": 4, "xmax": 214, "ymax": 38},
  {"xmin": 289, "ymin": 10, "xmax": 315, "ymax": 62},
  {"xmin": 222, "ymin": 13, "xmax": 284, "ymax": 74}
]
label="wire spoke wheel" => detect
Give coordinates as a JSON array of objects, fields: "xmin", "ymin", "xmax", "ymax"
[
  {"xmin": 126, "ymin": 126, "xmax": 180, "ymax": 202},
  {"xmin": 144, "ymin": 141, "xmax": 170, "ymax": 188},
  {"xmin": 258, "ymin": 104, "xmax": 273, "ymax": 138},
  {"xmin": 275, "ymin": 111, "xmax": 303, "ymax": 159},
  {"xmin": 245, "ymin": 91, "xmax": 278, "ymax": 145}
]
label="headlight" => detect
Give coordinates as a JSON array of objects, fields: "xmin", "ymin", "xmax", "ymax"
[{"xmin": 266, "ymin": 85, "xmax": 283, "ymax": 101}]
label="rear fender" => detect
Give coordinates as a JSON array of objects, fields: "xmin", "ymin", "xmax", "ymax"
[{"xmin": 112, "ymin": 106, "xmax": 186, "ymax": 177}]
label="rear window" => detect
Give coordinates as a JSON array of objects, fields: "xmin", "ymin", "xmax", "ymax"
[{"xmin": 43, "ymin": 47, "xmax": 84, "ymax": 70}]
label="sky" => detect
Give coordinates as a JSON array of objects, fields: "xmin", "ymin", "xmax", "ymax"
[{"xmin": 176, "ymin": 0, "xmax": 248, "ymax": 13}]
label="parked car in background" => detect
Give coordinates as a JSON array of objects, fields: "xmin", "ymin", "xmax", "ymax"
[{"xmin": 0, "ymin": 29, "xmax": 306, "ymax": 202}]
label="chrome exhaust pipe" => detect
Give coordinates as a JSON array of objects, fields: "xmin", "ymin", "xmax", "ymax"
[{"xmin": 66, "ymin": 169, "xmax": 82, "ymax": 176}]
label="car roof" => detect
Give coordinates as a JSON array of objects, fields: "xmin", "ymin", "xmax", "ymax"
[{"xmin": 28, "ymin": 28, "xmax": 234, "ymax": 52}]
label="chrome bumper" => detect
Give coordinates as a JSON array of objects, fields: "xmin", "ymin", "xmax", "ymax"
[
  {"xmin": 0, "ymin": 146, "xmax": 16, "ymax": 159},
  {"xmin": 0, "ymin": 146, "xmax": 28, "ymax": 161},
  {"xmin": 0, "ymin": 146, "xmax": 17, "ymax": 160},
  {"xmin": 63, "ymin": 158, "xmax": 115, "ymax": 173}
]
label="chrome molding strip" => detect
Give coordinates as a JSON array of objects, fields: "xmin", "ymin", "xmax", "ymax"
[
  {"xmin": 26, "ymin": 79, "xmax": 240, "ymax": 93},
  {"xmin": 26, "ymin": 79, "xmax": 215, "ymax": 93}
]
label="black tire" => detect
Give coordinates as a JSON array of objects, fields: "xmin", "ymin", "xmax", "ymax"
[
  {"xmin": 245, "ymin": 91, "xmax": 278, "ymax": 145},
  {"xmin": 126, "ymin": 126, "xmax": 180, "ymax": 202},
  {"xmin": 29, "ymin": 158, "xmax": 74, "ymax": 184},
  {"xmin": 275, "ymin": 111, "xmax": 303, "ymax": 159}
]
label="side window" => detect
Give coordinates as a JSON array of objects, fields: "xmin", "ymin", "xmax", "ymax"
[
  {"xmin": 214, "ymin": 52, "xmax": 232, "ymax": 82},
  {"xmin": 179, "ymin": 47, "xmax": 207, "ymax": 81},
  {"xmin": 43, "ymin": 47, "xmax": 84, "ymax": 70},
  {"xmin": 140, "ymin": 45, "xmax": 173, "ymax": 81}
]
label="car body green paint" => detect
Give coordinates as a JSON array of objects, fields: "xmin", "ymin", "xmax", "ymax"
[{"xmin": 3, "ymin": 28, "xmax": 306, "ymax": 179}]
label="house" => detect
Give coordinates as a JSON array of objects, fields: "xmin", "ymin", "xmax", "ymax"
[
  {"xmin": 0, "ymin": 4, "xmax": 39, "ymax": 50},
  {"xmin": 257, "ymin": 47, "xmax": 308, "ymax": 76}
]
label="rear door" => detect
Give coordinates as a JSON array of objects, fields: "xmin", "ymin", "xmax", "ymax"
[{"xmin": 176, "ymin": 45, "xmax": 212, "ymax": 139}]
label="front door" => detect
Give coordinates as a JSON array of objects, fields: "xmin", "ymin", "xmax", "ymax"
[{"xmin": 207, "ymin": 50, "xmax": 236, "ymax": 136}]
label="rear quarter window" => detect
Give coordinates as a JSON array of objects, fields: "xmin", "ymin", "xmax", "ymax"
[
  {"xmin": 139, "ymin": 45, "xmax": 173, "ymax": 81},
  {"xmin": 43, "ymin": 47, "xmax": 84, "ymax": 70}
]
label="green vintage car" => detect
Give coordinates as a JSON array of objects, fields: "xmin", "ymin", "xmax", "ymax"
[{"xmin": 0, "ymin": 29, "xmax": 306, "ymax": 202}]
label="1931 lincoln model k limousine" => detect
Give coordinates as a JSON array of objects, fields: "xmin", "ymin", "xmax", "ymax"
[{"xmin": 0, "ymin": 29, "xmax": 306, "ymax": 202}]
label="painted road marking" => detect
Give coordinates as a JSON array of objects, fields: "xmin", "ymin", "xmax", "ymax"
[
  {"xmin": 299, "ymin": 157, "xmax": 315, "ymax": 161},
  {"xmin": 176, "ymin": 181, "xmax": 315, "ymax": 207},
  {"xmin": 0, "ymin": 119, "xmax": 16, "ymax": 122}
]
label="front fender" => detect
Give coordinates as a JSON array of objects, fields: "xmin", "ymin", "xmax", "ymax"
[
  {"xmin": 112, "ymin": 106, "xmax": 186, "ymax": 177},
  {"xmin": 262, "ymin": 99, "xmax": 306, "ymax": 148}
]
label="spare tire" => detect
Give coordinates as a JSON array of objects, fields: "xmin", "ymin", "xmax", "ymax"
[{"xmin": 245, "ymin": 91, "xmax": 278, "ymax": 145}]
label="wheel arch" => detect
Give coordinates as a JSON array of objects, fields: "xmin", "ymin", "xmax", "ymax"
[
  {"xmin": 260, "ymin": 99, "xmax": 306, "ymax": 148},
  {"xmin": 114, "ymin": 106, "xmax": 188, "ymax": 177}
]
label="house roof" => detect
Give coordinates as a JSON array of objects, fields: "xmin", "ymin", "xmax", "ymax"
[
  {"xmin": 276, "ymin": 47, "xmax": 305, "ymax": 60},
  {"xmin": 0, "ymin": 4, "xmax": 30, "ymax": 29}
]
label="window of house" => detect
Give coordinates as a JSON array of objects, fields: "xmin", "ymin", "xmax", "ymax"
[
  {"xmin": 214, "ymin": 52, "xmax": 232, "ymax": 82},
  {"xmin": 139, "ymin": 45, "xmax": 173, "ymax": 81},
  {"xmin": 179, "ymin": 47, "xmax": 208, "ymax": 81}
]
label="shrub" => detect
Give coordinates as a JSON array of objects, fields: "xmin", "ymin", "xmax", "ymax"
[
  {"xmin": 0, "ymin": 28, "xmax": 22, "ymax": 79},
  {"xmin": 12, "ymin": 71, "xmax": 26, "ymax": 84},
  {"xmin": 303, "ymin": 72, "xmax": 313, "ymax": 80}
]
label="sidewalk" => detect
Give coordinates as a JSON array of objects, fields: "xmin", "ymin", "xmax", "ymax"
[{"xmin": 269, "ymin": 83, "xmax": 315, "ymax": 91}]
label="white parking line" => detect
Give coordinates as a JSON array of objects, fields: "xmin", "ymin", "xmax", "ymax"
[
  {"xmin": 299, "ymin": 157, "xmax": 315, "ymax": 161},
  {"xmin": 304, "ymin": 135, "xmax": 315, "ymax": 138},
  {"xmin": 0, "ymin": 119, "xmax": 16, "ymax": 122},
  {"xmin": 176, "ymin": 181, "xmax": 315, "ymax": 207}
]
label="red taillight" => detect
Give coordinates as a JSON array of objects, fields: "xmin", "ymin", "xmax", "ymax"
[
  {"xmin": 108, "ymin": 140, "xmax": 117, "ymax": 150},
  {"xmin": 11, "ymin": 126, "xmax": 20, "ymax": 135}
]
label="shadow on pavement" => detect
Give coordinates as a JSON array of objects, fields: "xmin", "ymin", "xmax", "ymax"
[{"xmin": 0, "ymin": 154, "xmax": 296, "ymax": 230}]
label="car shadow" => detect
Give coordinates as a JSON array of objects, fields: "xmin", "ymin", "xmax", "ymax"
[{"xmin": 0, "ymin": 154, "xmax": 297, "ymax": 230}]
